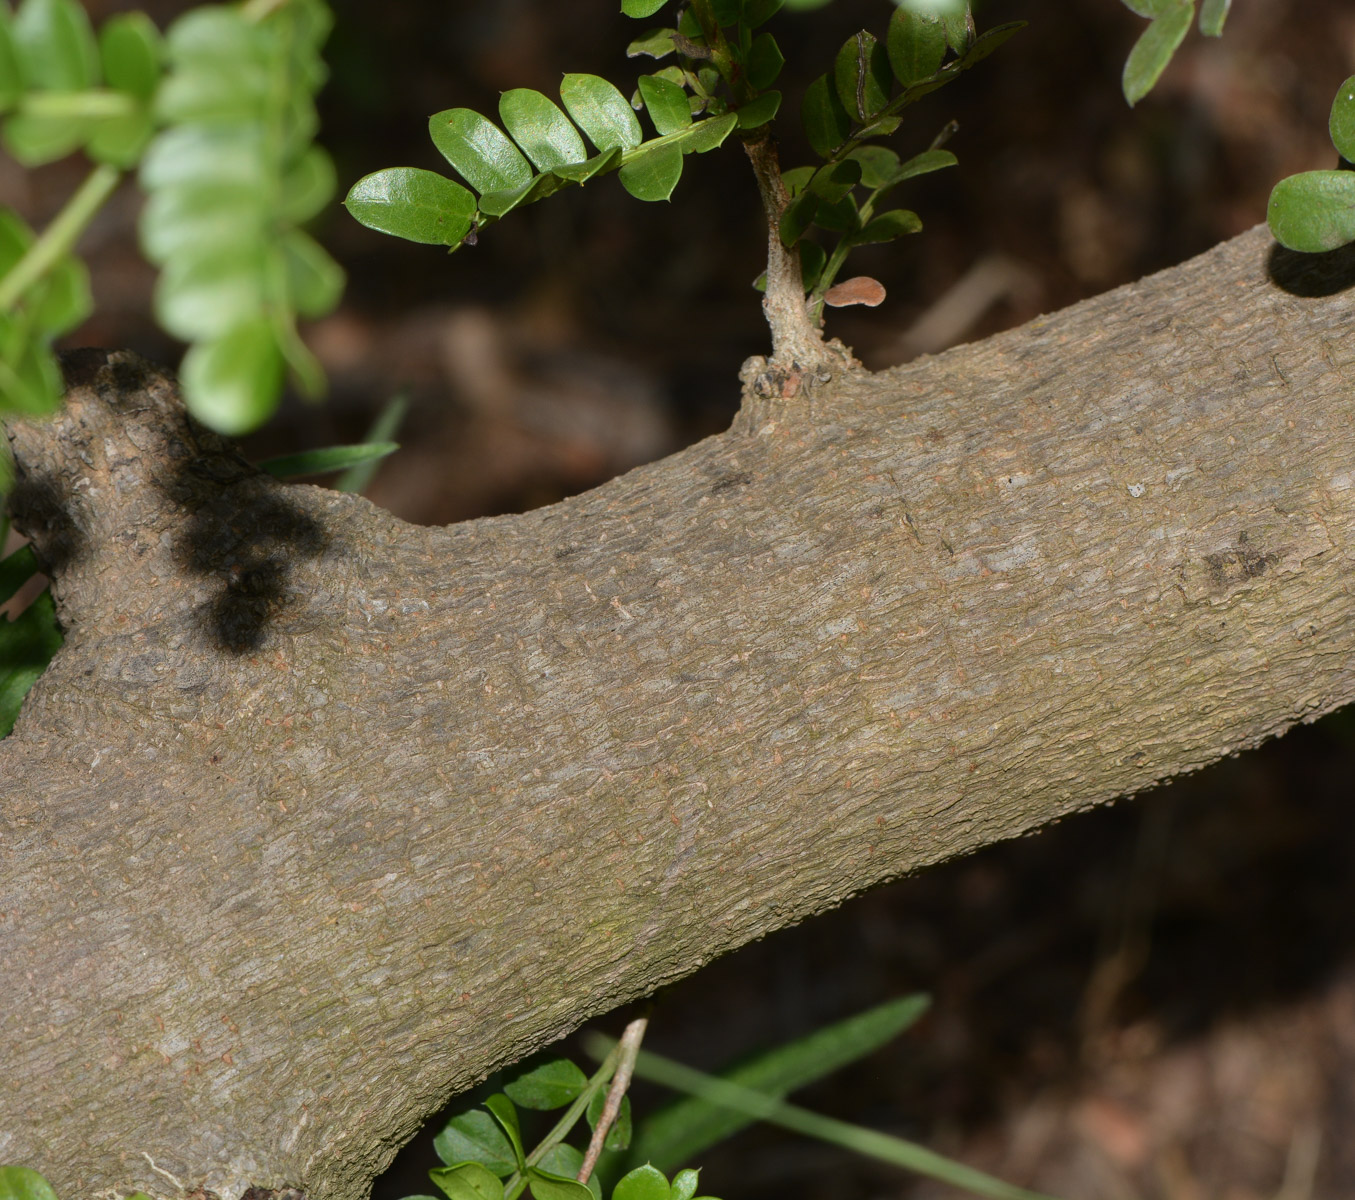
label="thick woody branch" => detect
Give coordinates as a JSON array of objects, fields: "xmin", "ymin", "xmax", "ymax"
[{"xmin": 1, "ymin": 227, "xmax": 1354, "ymax": 1200}]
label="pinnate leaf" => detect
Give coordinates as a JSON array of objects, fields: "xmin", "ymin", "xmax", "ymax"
[
  {"xmin": 958, "ymin": 21, "xmax": 1025, "ymax": 69},
  {"xmin": 669, "ymin": 111, "xmax": 736, "ymax": 154},
  {"xmin": 282, "ymin": 228, "xmax": 344, "ymax": 317},
  {"xmin": 430, "ymin": 108, "xmax": 534, "ymax": 195},
  {"xmin": 561, "ymin": 73, "xmax": 642, "ymax": 151},
  {"xmin": 0, "ymin": 15, "xmax": 21, "ymax": 110},
  {"xmin": 500, "ymin": 89, "xmax": 587, "ymax": 171},
  {"xmin": 344, "ymin": 167, "xmax": 475, "ymax": 247},
  {"xmin": 637, "ymin": 73, "xmax": 691, "ymax": 136}
]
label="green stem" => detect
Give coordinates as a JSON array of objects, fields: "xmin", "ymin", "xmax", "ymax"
[
  {"xmin": 0, "ymin": 162, "xmax": 120, "ymax": 313},
  {"xmin": 19, "ymin": 90, "xmax": 138, "ymax": 119}
]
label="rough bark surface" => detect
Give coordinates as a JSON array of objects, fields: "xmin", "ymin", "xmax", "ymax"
[{"xmin": 2, "ymin": 225, "xmax": 1354, "ymax": 1200}]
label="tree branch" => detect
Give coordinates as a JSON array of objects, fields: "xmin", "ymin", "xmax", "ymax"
[{"xmin": 2, "ymin": 226, "xmax": 1354, "ymax": 1200}]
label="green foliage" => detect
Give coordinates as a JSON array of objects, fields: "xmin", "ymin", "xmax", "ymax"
[
  {"xmin": 1115, "ymin": 0, "xmax": 1229, "ymax": 107},
  {"xmin": 258, "ymin": 440, "xmax": 399, "ymax": 479},
  {"xmin": 0, "ymin": 538, "xmax": 63, "ymax": 738},
  {"xmin": 1267, "ymin": 76, "xmax": 1355, "ymax": 252},
  {"xmin": 0, "ymin": 1167, "xmax": 60, "ymax": 1200}
]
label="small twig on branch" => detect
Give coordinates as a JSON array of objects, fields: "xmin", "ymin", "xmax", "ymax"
[{"xmin": 577, "ymin": 1015, "xmax": 649, "ymax": 1184}]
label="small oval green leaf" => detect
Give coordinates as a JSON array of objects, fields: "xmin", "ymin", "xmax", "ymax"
[
  {"xmin": 618, "ymin": 141, "xmax": 682, "ymax": 201},
  {"xmin": 12, "ymin": 0, "xmax": 99, "ymax": 90},
  {"xmin": 851, "ymin": 207, "xmax": 922, "ymax": 244},
  {"xmin": 0, "ymin": 15, "xmax": 22, "ymax": 110},
  {"xmin": 669, "ymin": 1171, "xmax": 700, "ymax": 1200},
  {"xmin": 613, "ymin": 1165, "xmax": 670, "ymax": 1200},
  {"xmin": 503, "ymin": 1057, "xmax": 588, "ymax": 1109},
  {"xmin": 343, "ymin": 167, "xmax": 475, "ymax": 247},
  {"xmin": 180, "ymin": 318, "xmax": 285, "ymax": 435},
  {"xmin": 433, "ymin": 1108, "xmax": 518, "ymax": 1174},
  {"xmin": 958, "ymin": 21, "xmax": 1025, "ymax": 70},
  {"xmin": 735, "ymin": 89, "xmax": 780, "ymax": 130},
  {"xmin": 527, "ymin": 1170, "xmax": 593, "ymax": 1200},
  {"xmin": 561, "ymin": 73, "xmax": 642, "ymax": 151},
  {"xmin": 1121, "ymin": 2, "xmax": 1191, "ymax": 107},
  {"xmin": 801, "ymin": 73, "xmax": 851, "ymax": 159},
  {"xmin": 0, "ymin": 1166, "xmax": 62, "ymax": 1200},
  {"xmin": 834, "ymin": 30, "xmax": 891, "ymax": 121},
  {"xmin": 99, "ymin": 10, "xmax": 162, "ymax": 99},
  {"xmin": 282, "ymin": 228, "xmax": 344, "ymax": 318},
  {"xmin": 429, "ymin": 108, "xmax": 534, "ymax": 196},
  {"xmin": 808, "ymin": 158, "xmax": 860, "ymax": 203},
  {"xmin": 637, "ymin": 73, "xmax": 691, "ymax": 136},
  {"xmin": 1267, "ymin": 169, "xmax": 1355, "ymax": 253},
  {"xmin": 895, "ymin": 147, "xmax": 957, "ymax": 180},
  {"xmin": 747, "ymin": 32, "xmax": 784, "ymax": 90},
  {"xmin": 138, "ymin": 184, "xmax": 268, "ymax": 266},
  {"xmin": 887, "ymin": 8, "xmax": 946, "ymax": 86},
  {"xmin": 429, "ymin": 1162, "xmax": 507, "ymax": 1200},
  {"xmin": 500, "ymin": 89, "xmax": 587, "ymax": 172},
  {"xmin": 627, "ymin": 27, "xmax": 676, "ymax": 59},
  {"xmin": 1329, "ymin": 75, "xmax": 1355, "ymax": 163},
  {"xmin": 140, "ymin": 124, "xmax": 270, "ymax": 191},
  {"xmin": 154, "ymin": 245, "xmax": 268, "ymax": 342},
  {"xmin": 778, "ymin": 190, "xmax": 819, "ymax": 247},
  {"xmin": 279, "ymin": 145, "xmax": 337, "ymax": 224},
  {"xmin": 622, "ymin": 0, "xmax": 668, "ymax": 16}
]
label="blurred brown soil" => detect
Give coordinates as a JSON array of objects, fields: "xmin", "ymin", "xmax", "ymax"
[{"xmin": 7, "ymin": 1, "xmax": 1355, "ymax": 1197}]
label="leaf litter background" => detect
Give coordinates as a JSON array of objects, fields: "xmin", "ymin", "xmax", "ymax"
[{"xmin": 8, "ymin": 1, "xmax": 1355, "ymax": 1197}]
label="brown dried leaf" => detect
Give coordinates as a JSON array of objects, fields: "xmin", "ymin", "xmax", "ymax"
[{"xmin": 823, "ymin": 276, "xmax": 886, "ymax": 307}]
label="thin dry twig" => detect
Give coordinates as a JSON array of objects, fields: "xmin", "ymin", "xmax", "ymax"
[{"xmin": 577, "ymin": 1015, "xmax": 649, "ymax": 1184}]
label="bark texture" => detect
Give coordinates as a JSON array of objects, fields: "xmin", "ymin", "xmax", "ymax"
[{"xmin": 2, "ymin": 225, "xmax": 1354, "ymax": 1200}]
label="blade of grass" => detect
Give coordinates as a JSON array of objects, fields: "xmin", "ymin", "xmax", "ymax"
[
  {"xmin": 259, "ymin": 441, "xmax": 399, "ymax": 480},
  {"xmin": 630, "ymin": 994, "xmax": 930, "ymax": 1171},
  {"xmin": 335, "ymin": 390, "xmax": 409, "ymax": 493},
  {"xmin": 587, "ymin": 1036, "xmax": 1062, "ymax": 1200}
]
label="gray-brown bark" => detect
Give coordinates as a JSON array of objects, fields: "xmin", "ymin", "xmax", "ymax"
[{"xmin": 2, "ymin": 225, "xmax": 1354, "ymax": 1200}]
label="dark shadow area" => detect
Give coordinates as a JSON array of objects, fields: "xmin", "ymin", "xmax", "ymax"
[
  {"xmin": 1266, "ymin": 238, "xmax": 1355, "ymax": 296},
  {"xmin": 7, "ymin": 467, "xmax": 88, "ymax": 576},
  {"xmin": 373, "ymin": 705, "xmax": 1355, "ymax": 1200},
  {"xmin": 162, "ymin": 454, "xmax": 333, "ymax": 655}
]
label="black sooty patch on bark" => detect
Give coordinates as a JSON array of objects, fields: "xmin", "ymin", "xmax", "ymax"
[
  {"xmin": 164, "ymin": 456, "xmax": 333, "ymax": 655},
  {"xmin": 710, "ymin": 470, "xmax": 753, "ymax": 494},
  {"xmin": 7, "ymin": 467, "xmax": 88, "ymax": 573},
  {"xmin": 1267, "ymin": 239, "xmax": 1355, "ymax": 297},
  {"xmin": 1204, "ymin": 531, "xmax": 1280, "ymax": 593}
]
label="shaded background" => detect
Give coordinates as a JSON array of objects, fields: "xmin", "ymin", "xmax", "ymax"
[{"xmin": 7, "ymin": 0, "xmax": 1355, "ymax": 1196}]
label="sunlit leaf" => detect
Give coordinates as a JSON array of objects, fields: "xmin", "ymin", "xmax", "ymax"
[
  {"xmin": 613, "ymin": 1165, "xmax": 670, "ymax": 1200},
  {"xmin": 1267, "ymin": 169, "xmax": 1355, "ymax": 253},
  {"xmin": 140, "ymin": 124, "xmax": 271, "ymax": 191},
  {"xmin": 618, "ymin": 141, "xmax": 682, "ymax": 201},
  {"xmin": 736, "ymin": 89, "xmax": 780, "ymax": 130},
  {"xmin": 670, "ymin": 111, "xmax": 737, "ymax": 153},
  {"xmin": 851, "ymin": 207, "xmax": 922, "ymax": 243},
  {"xmin": 747, "ymin": 32, "xmax": 784, "ymax": 91},
  {"xmin": 1121, "ymin": 1, "xmax": 1191, "ymax": 106},
  {"xmin": 344, "ymin": 167, "xmax": 476, "ymax": 247},
  {"xmin": 561, "ymin": 73, "xmax": 642, "ymax": 151},
  {"xmin": 801, "ymin": 73, "xmax": 850, "ymax": 159},
  {"xmin": 626, "ymin": 27, "xmax": 676, "ymax": 59},
  {"xmin": 279, "ymin": 145, "xmax": 337, "ymax": 224},
  {"xmin": 1329, "ymin": 75, "xmax": 1355, "ymax": 163},
  {"xmin": 429, "ymin": 108, "xmax": 534, "ymax": 196},
  {"xmin": 179, "ymin": 318, "xmax": 284, "ymax": 435},
  {"xmin": 622, "ymin": 0, "xmax": 668, "ymax": 16},
  {"xmin": 500, "ymin": 89, "xmax": 587, "ymax": 172},
  {"xmin": 260, "ymin": 441, "xmax": 397, "ymax": 479},
  {"xmin": 1198, "ymin": 0, "xmax": 1229, "ymax": 36},
  {"xmin": 139, "ymin": 183, "xmax": 268, "ymax": 266},
  {"xmin": 669, "ymin": 1170, "xmax": 701, "ymax": 1200},
  {"xmin": 834, "ymin": 30, "xmax": 891, "ymax": 121},
  {"xmin": 84, "ymin": 107, "xmax": 152, "ymax": 166},
  {"xmin": 887, "ymin": 8, "xmax": 946, "ymax": 86},
  {"xmin": 637, "ymin": 73, "xmax": 691, "ymax": 136},
  {"xmin": 12, "ymin": 0, "xmax": 99, "ymax": 91},
  {"xmin": 155, "ymin": 245, "xmax": 269, "ymax": 340}
]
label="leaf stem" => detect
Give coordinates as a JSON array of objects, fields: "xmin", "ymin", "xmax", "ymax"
[
  {"xmin": 0, "ymin": 162, "xmax": 120, "ymax": 313},
  {"xmin": 577, "ymin": 1015, "xmax": 648, "ymax": 1184}
]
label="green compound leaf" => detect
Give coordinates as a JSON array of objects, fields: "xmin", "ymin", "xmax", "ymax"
[
  {"xmin": 613, "ymin": 1165, "xmax": 670, "ymax": 1200},
  {"xmin": 279, "ymin": 145, "xmax": 337, "ymax": 224},
  {"xmin": 735, "ymin": 89, "xmax": 780, "ymax": 130},
  {"xmin": 618, "ymin": 141, "xmax": 682, "ymax": 201},
  {"xmin": 627, "ymin": 27, "xmax": 677, "ymax": 59},
  {"xmin": 179, "ymin": 317, "xmax": 285, "ymax": 435},
  {"xmin": 669, "ymin": 110, "xmax": 736, "ymax": 153},
  {"xmin": 139, "ymin": 183, "xmax": 268, "ymax": 266},
  {"xmin": 99, "ymin": 10, "xmax": 162, "ymax": 99},
  {"xmin": 1198, "ymin": 0, "xmax": 1230, "ymax": 36},
  {"xmin": 0, "ymin": 318, "xmax": 63, "ymax": 414},
  {"xmin": 500, "ymin": 89, "xmax": 587, "ymax": 172},
  {"xmin": 561, "ymin": 73, "xmax": 643, "ymax": 152},
  {"xmin": 526, "ymin": 1169, "xmax": 592, "ymax": 1200},
  {"xmin": 344, "ymin": 167, "xmax": 476, "ymax": 247},
  {"xmin": 1329, "ymin": 75, "xmax": 1355, "ymax": 163},
  {"xmin": 834, "ymin": 30, "xmax": 892, "ymax": 122},
  {"xmin": 154, "ymin": 244, "xmax": 269, "ymax": 341},
  {"xmin": 743, "ymin": 0, "xmax": 784, "ymax": 27},
  {"xmin": 637, "ymin": 73, "xmax": 691, "ymax": 136},
  {"xmin": 260, "ymin": 440, "xmax": 397, "ymax": 479},
  {"xmin": 622, "ymin": 0, "xmax": 668, "ymax": 17},
  {"xmin": 802, "ymin": 72, "xmax": 851, "ymax": 159},
  {"xmin": 851, "ymin": 207, "xmax": 922, "ymax": 244},
  {"xmin": 429, "ymin": 108, "xmax": 534, "ymax": 196},
  {"xmin": 503, "ymin": 1057, "xmax": 589, "ymax": 1110},
  {"xmin": 154, "ymin": 8, "xmax": 269, "ymax": 123},
  {"xmin": 1267, "ymin": 169, "xmax": 1355, "ymax": 253},
  {"xmin": 0, "ymin": 1162, "xmax": 62, "ymax": 1198},
  {"xmin": 747, "ymin": 32, "xmax": 784, "ymax": 90},
  {"xmin": 282, "ymin": 228, "xmax": 344, "ymax": 318},
  {"xmin": 887, "ymin": 8, "xmax": 946, "ymax": 87},
  {"xmin": 434, "ymin": 1108, "xmax": 518, "ymax": 1175},
  {"xmin": 429, "ymin": 1162, "xmax": 507, "ymax": 1200},
  {"xmin": 1122, "ymin": 1, "xmax": 1192, "ymax": 107},
  {"xmin": 12, "ymin": 0, "xmax": 99, "ymax": 91}
]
